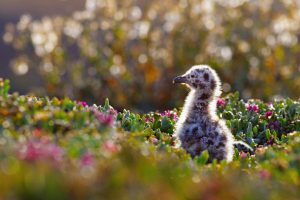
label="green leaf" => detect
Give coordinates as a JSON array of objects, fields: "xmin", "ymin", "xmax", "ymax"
[
  {"xmin": 265, "ymin": 129, "xmax": 271, "ymax": 140},
  {"xmin": 223, "ymin": 111, "xmax": 234, "ymax": 120},
  {"xmin": 104, "ymin": 98, "xmax": 110, "ymax": 111},
  {"xmin": 253, "ymin": 126, "xmax": 258, "ymax": 135},
  {"xmin": 195, "ymin": 150, "xmax": 209, "ymax": 165},
  {"xmin": 4, "ymin": 79, "xmax": 10, "ymax": 97},
  {"xmin": 160, "ymin": 116, "xmax": 173, "ymax": 134},
  {"xmin": 144, "ymin": 128, "xmax": 155, "ymax": 137}
]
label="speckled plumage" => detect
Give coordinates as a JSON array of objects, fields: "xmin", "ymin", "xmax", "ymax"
[{"xmin": 173, "ymin": 65, "xmax": 252, "ymax": 162}]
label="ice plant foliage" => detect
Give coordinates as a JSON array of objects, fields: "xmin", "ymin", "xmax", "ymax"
[
  {"xmin": 160, "ymin": 110, "xmax": 178, "ymax": 121},
  {"xmin": 0, "ymin": 79, "xmax": 300, "ymax": 199}
]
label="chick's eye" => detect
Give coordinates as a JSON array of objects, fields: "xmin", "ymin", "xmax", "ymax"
[{"xmin": 191, "ymin": 75, "xmax": 195, "ymax": 78}]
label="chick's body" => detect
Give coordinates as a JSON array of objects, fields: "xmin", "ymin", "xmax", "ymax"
[{"xmin": 174, "ymin": 65, "xmax": 234, "ymax": 162}]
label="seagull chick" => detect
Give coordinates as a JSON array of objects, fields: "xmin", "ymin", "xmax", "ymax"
[{"xmin": 173, "ymin": 65, "xmax": 252, "ymax": 162}]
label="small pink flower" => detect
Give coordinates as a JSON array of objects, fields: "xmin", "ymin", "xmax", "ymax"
[
  {"xmin": 246, "ymin": 103, "xmax": 259, "ymax": 113},
  {"xmin": 98, "ymin": 113, "xmax": 114, "ymax": 125},
  {"xmin": 239, "ymin": 151, "xmax": 248, "ymax": 159},
  {"xmin": 44, "ymin": 144, "xmax": 64, "ymax": 161},
  {"xmin": 18, "ymin": 140, "xmax": 63, "ymax": 162},
  {"xmin": 19, "ymin": 141, "xmax": 41, "ymax": 161},
  {"xmin": 151, "ymin": 138, "xmax": 159, "ymax": 145},
  {"xmin": 265, "ymin": 111, "xmax": 273, "ymax": 118},
  {"xmin": 259, "ymin": 170, "xmax": 271, "ymax": 179},
  {"xmin": 109, "ymin": 107, "xmax": 118, "ymax": 116},
  {"xmin": 80, "ymin": 152, "xmax": 94, "ymax": 166},
  {"xmin": 161, "ymin": 110, "xmax": 178, "ymax": 121},
  {"xmin": 217, "ymin": 98, "xmax": 226, "ymax": 106},
  {"xmin": 102, "ymin": 140, "xmax": 118, "ymax": 153},
  {"xmin": 145, "ymin": 117, "xmax": 154, "ymax": 123},
  {"xmin": 91, "ymin": 108, "xmax": 115, "ymax": 126},
  {"xmin": 77, "ymin": 101, "xmax": 88, "ymax": 107},
  {"xmin": 27, "ymin": 97, "xmax": 34, "ymax": 103}
]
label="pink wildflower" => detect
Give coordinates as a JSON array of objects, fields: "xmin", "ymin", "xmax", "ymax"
[
  {"xmin": 161, "ymin": 110, "xmax": 178, "ymax": 121},
  {"xmin": 102, "ymin": 140, "xmax": 118, "ymax": 153},
  {"xmin": 217, "ymin": 98, "xmax": 226, "ymax": 106},
  {"xmin": 259, "ymin": 170, "xmax": 271, "ymax": 179},
  {"xmin": 145, "ymin": 117, "xmax": 154, "ymax": 123},
  {"xmin": 44, "ymin": 144, "xmax": 64, "ymax": 161},
  {"xmin": 268, "ymin": 102, "xmax": 274, "ymax": 108},
  {"xmin": 246, "ymin": 103, "xmax": 259, "ymax": 113},
  {"xmin": 265, "ymin": 111, "xmax": 273, "ymax": 118},
  {"xmin": 80, "ymin": 152, "xmax": 94, "ymax": 166},
  {"xmin": 18, "ymin": 140, "xmax": 64, "ymax": 162},
  {"xmin": 239, "ymin": 151, "xmax": 248, "ymax": 159},
  {"xmin": 109, "ymin": 107, "xmax": 118, "ymax": 116},
  {"xmin": 19, "ymin": 141, "xmax": 41, "ymax": 161},
  {"xmin": 151, "ymin": 138, "xmax": 159, "ymax": 145},
  {"xmin": 77, "ymin": 101, "xmax": 88, "ymax": 107},
  {"xmin": 98, "ymin": 113, "xmax": 114, "ymax": 125},
  {"xmin": 91, "ymin": 108, "xmax": 115, "ymax": 126}
]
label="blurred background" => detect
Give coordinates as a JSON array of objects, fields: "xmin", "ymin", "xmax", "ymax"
[{"xmin": 1, "ymin": 0, "xmax": 300, "ymax": 111}]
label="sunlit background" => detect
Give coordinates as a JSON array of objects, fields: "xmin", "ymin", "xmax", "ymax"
[{"xmin": 1, "ymin": 0, "xmax": 300, "ymax": 111}]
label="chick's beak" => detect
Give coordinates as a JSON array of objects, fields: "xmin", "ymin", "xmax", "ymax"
[{"xmin": 173, "ymin": 76, "xmax": 187, "ymax": 84}]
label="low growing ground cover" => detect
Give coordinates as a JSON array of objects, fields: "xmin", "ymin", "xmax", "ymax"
[{"xmin": 0, "ymin": 78, "xmax": 300, "ymax": 199}]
